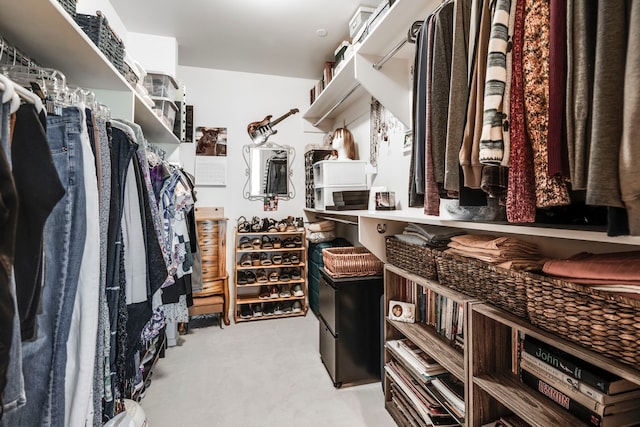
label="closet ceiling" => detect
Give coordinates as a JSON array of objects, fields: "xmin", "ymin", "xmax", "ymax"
[{"xmin": 110, "ymin": 0, "xmax": 380, "ymax": 79}]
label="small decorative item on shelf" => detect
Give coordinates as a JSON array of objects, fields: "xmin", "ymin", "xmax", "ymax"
[
  {"xmin": 375, "ymin": 191, "xmax": 396, "ymax": 210},
  {"xmin": 388, "ymin": 300, "xmax": 415, "ymax": 323},
  {"xmin": 75, "ymin": 11, "xmax": 125, "ymax": 73}
]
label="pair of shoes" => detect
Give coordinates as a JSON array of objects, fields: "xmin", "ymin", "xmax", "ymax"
[
  {"xmin": 259, "ymin": 285, "xmax": 270, "ymax": 299},
  {"xmin": 273, "ymin": 303, "xmax": 284, "ymax": 315},
  {"xmin": 269, "ymin": 285, "xmax": 279, "ymax": 298},
  {"xmin": 291, "ymin": 268, "xmax": 301, "ymax": 280},
  {"xmin": 239, "ymin": 236, "xmax": 252, "ymax": 249},
  {"xmin": 282, "ymin": 302, "xmax": 293, "ymax": 313},
  {"xmin": 269, "ymin": 271, "xmax": 279, "ymax": 282},
  {"xmin": 252, "ymin": 304, "xmax": 263, "ymax": 317},
  {"xmin": 291, "ymin": 283, "xmax": 304, "ymax": 297},
  {"xmin": 245, "ymin": 271, "xmax": 256, "ymax": 284},
  {"xmin": 251, "ymin": 216, "xmax": 262, "ymax": 232},
  {"xmin": 283, "ymin": 238, "xmax": 296, "ymax": 248},
  {"xmin": 262, "ymin": 235, "xmax": 273, "ymax": 248},
  {"xmin": 240, "ymin": 253, "xmax": 252, "ymax": 267},
  {"xmin": 290, "ymin": 254, "xmax": 300, "ymax": 264},
  {"xmin": 280, "ymin": 270, "xmax": 290, "ymax": 282},
  {"xmin": 237, "ymin": 271, "xmax": 248, "ymax": 285},
  {"xmin": 240, "ymin": 304, "xmax": 252, "ymax": 318},
  {"xmin": 251, "ymin": 254, "xmax": 261, "ymax": 266},
  {"xmin": 260, "ymin": 252, "xmax": 272, "ymax": 265},
  {"xmin": 279, "ymin": 285, "xmax": 291, "ymax": 298},
  {"xmin": 272, "ymin": 254, "xmax": 283, "ymax": 265},
  {"xmin": 237, "ymin": 216, "xmax": 250, "ymax": 233},
  {"xmin": 272, "ymin": 237, "xmax": 282, "ymax": 249},
  {"xmin": 263, "ymin": 302, "xmax": 275, "ymax": 315},
  {"xmin": 251, "ymin": 237, "xmax": 262, "ymax": 249},
  {"xmin": 257, "ymin": 269, "xmax": 268, "ymax": 283},
  {"xmin": 292, "ymin": 301, "xmax": 302, "ymax": 313}
]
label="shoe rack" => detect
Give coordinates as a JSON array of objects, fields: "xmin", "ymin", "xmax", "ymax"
[{"xmin": 234, "ymin": 218, "xmax": 308, "ymax": 322}]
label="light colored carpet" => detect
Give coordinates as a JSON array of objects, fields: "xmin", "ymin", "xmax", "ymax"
[{"xmin": 140, "ymin": 313, "xmax": 396, "ymax": 427}]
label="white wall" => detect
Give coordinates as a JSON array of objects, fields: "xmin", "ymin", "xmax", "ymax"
[{"xmin": 177, "ymin": 66, "xmax": 323, "ymax": 310}]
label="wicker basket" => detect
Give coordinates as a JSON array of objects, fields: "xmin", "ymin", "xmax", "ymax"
[
  {"xmin": 526, "ymin": 276, "xmax": 640, "ymax": 367},
  {"xmin": 57, "ymin": 0, "xmax": 77, "ymax": 18},
  {"xmin": 75, "ymin": 12, "xmax": 124, "ymax": 73},
  {"xmin": 435, "ymin": 252, "xmax": 532, "ymax": 319},
  {"xmin": 322, "ymin": 246, "xmax": 384, "ymax": 278},
  {"xmin": 123, "ymin": 62, "xmax": 140, "ymax": 87},
  {"xmin": 385, "ymin": 236, "xmax": 440, "ymax": 280}
]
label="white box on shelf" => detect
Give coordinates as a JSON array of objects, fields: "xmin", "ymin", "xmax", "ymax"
[
  {"xmin": 313, "ymin": 160, "xmax": 367, "ymax": 187},
  {"xmin": 349, "ymin": 6, "xmax": 376, "ymax": 38},
  {"xmin": 314, "ymin": 185, "xmax": 368, "ymax": 210}
]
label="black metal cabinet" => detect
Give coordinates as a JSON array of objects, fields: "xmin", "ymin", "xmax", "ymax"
[{"xmin": 318, "ymin": 268, "xmax": 383, "ymax": 388}]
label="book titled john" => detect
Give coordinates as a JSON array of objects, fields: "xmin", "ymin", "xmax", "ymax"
[{"xmin": 522, "ymin": 335, "xmax": 638, "ymax": 395}]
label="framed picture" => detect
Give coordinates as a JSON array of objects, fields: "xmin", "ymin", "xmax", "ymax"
[
  {"xmin": 403, "ymin": 130, "xmax": 412, "ymax": 154},
  {"xmin": 195, "ymin": 126, "xmax": 228, "ymax": 186}
]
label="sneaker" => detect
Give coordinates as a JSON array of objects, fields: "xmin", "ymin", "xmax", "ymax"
[
  {"xmin": 292, "ymin": 301, "xmax": 302, "ymax": 313},
  {"xmin": 279, "ymin": 284, "xmax": 291, "ymax": 298},
  {"xmin": 263, "ymin": 302, "xmax": 274, "ymax": 316},
  {"xmin": 240, "ymin": 304, "xmax": 252, "ymax": 319},
  {"xmin": 269, "ymin": 285, "xmax": 280, "ymax": 298},
  {"xmin": 252, "ymin": 304, "xmax": 263, "ymax": 317},
  {"xmin": 237, "ymin": 271, "xmax": 248, "ymax": 285},
  {"xmin": 256, "ymin": 269, "xmax": 268, "ymax": 283},
  {"xmin": 245, "ymin": 271, "xmax": 256, "ymax": 284},
  {"xmin": 291, "ymin": 283, "xmax": 304, "ymax": 297},
  {"xmin": 282, "ymin": 302, "xmax": 293, "ymax": 313},
  {"xmin": 259, "ymin": 285, "xmax": 270, "ymax": 299},
  {"xmin": 291, "ymin": 268, "xmax": 301, "ymax": 280},
  {"xmin": 273, "ymin": 303, "xmax": 284, "ymax": 315}
]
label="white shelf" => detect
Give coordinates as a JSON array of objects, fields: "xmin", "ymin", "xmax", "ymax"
[
  {"xmin": 302, "ymin": 56, "xmax": 366, "ymax": 131},
  {"xmin": 357, "ymin": 0, "xmax": 440, "ymax": 59},
  {"xmin": 305, "ymin": 207, "xmax": 640, "ymax": 246},
  {"xmin": 0, "ymin": 0, "xmax": 179, "ymax": 145},
  {"xmin": 303, "ymin": 0, "xmax": 441, "ymax": 129}
]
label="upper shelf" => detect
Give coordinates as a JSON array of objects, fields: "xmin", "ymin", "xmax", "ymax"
[
  {"xmin": 302, "ymin": 0, "xmax": 441, "ymax": 129},
  {"xmin": 0, "ymin": 0, "xmax": 179, "ymax": 145}
]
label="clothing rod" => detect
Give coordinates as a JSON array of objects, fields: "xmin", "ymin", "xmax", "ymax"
[
  {"xmin": 312, "ymin": 83, "xmax": 361, "ymax": 127},
  {"xmin": 373, "ymin": 38, "xmax": 408, "ymax": 70},
  {"xmin": 315, "ymin": 215, "xmax": 359, "ymax": 226}
]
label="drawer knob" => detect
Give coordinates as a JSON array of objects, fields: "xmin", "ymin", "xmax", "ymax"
[{"xmin": 376, "ymin": 223, "xmax": 387, "ymax": 234}]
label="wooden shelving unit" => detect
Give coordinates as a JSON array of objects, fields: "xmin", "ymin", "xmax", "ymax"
[
  {"xmin": 382, "ymin": 262, "xmax": 640, "ymax": 427},
  {"xmin": 233, "ymin": 228, "xmax": 308, "ymax": 322}
]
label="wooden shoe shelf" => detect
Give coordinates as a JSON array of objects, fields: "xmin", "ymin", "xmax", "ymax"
[{"xmin": 234, "ymin": 228, "xmax": 308, "ymax": 322}]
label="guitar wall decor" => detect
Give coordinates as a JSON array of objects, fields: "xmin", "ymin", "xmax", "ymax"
[{"xmin": 247, "ymin": 108, "xmax": 299, "ymax": 145}]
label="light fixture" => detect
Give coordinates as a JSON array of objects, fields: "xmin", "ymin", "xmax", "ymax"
[{"xmin": 316, "ymin": 28, "xmax": 328, "ymax": 37}]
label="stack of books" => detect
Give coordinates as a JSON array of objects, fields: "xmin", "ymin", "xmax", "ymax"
[
  {"xmin": 519, "ymin": 335, "xmax": 640, "ymax": 427},
  {"xmin": 385, "ymin": 339, "xmax": 462, "ymax": 426}
]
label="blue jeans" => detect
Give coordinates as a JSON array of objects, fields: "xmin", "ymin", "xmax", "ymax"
[{"xmin": 3, "ymin": 106, "xmax": 87, "ymax": 427}]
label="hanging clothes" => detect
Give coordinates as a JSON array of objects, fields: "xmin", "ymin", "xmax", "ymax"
[
  {"xmin": 620, "ymin": 1, "xmax": 640, "ymax": 235},
  {"xmin": 522, "ymin": 0, "xmax": 570, "ymax": 208},
  {"xmin": 506, "ymin": 0, "xmax": 537, "ymax": 223}
]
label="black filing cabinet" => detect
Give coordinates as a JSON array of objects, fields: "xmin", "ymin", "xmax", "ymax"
[{"xmin": 318, "ymin": 268, "xmax": 383, "ymax": 388}]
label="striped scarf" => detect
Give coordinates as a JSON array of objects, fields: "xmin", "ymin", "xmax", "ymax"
[{"xmin": 479, "ymin": 0, "xmax": 514, "ymax": 166}]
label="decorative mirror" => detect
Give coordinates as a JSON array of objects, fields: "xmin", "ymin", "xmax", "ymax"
[{"xmin": 242, "ymin": 141, "xmax": 295, "ymax": 200}]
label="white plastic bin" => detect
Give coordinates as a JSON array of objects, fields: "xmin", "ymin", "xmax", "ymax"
[{"xmin": 313, "ymin": 160, "xmax": 366, "ymax": 187}]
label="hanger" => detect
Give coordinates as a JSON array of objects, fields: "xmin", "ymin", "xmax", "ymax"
[{"xmin": 13, "ymin": 81, "xmax": 43, "ymax": 113}]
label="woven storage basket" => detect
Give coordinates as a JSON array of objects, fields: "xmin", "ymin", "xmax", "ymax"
[
  {"xmin": 527, "ymin": 276, "xmax": 640, "ymax": 367},
  {"xmin": 57, "ymin": 0, "xmax": 77, "ymax": 18},
  {"xmin": 322, "ymin": 247, "xmax": 384, "ymax": 278},
  {"xmin": 75, "ymin": 12, "xmax": 124, "ymax": 73},
  {"xmin": 385, "ymin": 236, "xmax": 440, "ymax": 280},
  {"xmin": 436, "ymin": 252, "xmax": 532, "ymax": 319}
]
